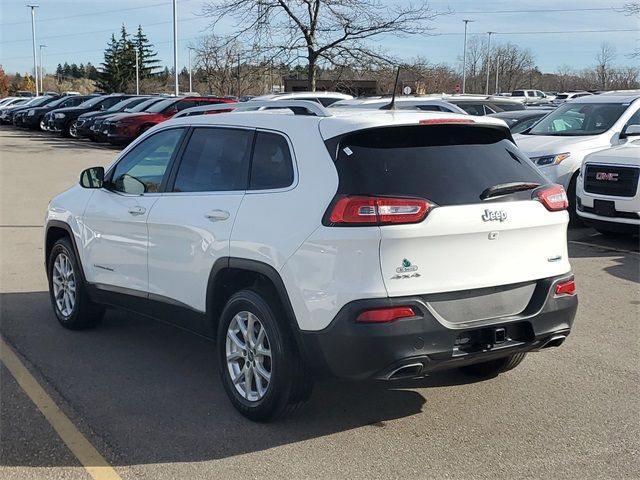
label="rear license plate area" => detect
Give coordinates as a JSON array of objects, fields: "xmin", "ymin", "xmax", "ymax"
[{"xmin": 453, "ymin": 322, "xmax": 534, "ymax": 355}]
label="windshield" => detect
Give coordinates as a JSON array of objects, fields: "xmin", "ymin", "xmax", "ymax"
[
  {"xmin": 127, "ymin": 98, "xmax": 162, "ymax": 112},
  {"xmin": 555, "ymin": 94, "xmax": 569, "ymax": 100},
  {"xmin": 145, "ymin": 98, "xmax": 177, "ymax": 113},
  {"xmin": 105, "ymin": 98, "xmax": 137, "ymax": 113},
  {"xmin": 527, "ymin": 103, "xmax": 626, "ymax": 136},
  {"xmin": 45, "ymin": 97, "xmax": 71, "ymax": 108},
  {"xmin": 78, "ymin": 96, "xmax": 106, "ymax": 108},
  {"xmin": 28, "ymin": 96, "xmax": 55, "ymax": 107}
]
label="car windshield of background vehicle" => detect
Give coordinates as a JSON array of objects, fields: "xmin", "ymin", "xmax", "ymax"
[
  {"xmin": 28, "ymin": 96, "xmax": 55, "ymax": 107},
  {"xmin": 106, "ymin": 98, "xmax": 139, "ymax": 113},
  {"xmin": 527, "ymin": 103, "xmax": 626, "ymax": 136},
  {"xmin": 44, "ymin": 97, "xmax": 69, "ymax": 108},
  {"xmin": 145, "ymin": 98, "xmax": 177, "ymax": 113},
  {"xmin": 78, "ymin": 96, "xmax": 105, "ymax": 108},
  {"xmin": 127, "ymin": 98, "xmax": 163, "ymax": 113}
]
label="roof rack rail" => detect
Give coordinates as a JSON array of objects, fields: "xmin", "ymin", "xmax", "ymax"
[{"xmin": 175, "ymin": 100, "xmax": 333, "ymax": 118}]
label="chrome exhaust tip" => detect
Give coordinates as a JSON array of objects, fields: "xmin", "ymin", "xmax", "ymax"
[
  {"xmin": 540, "ymin": 334, "xmax": 566, "ymax": 349},
  {"xmin": 386, "ymin": 362, "xmax": 424, "ymax": 380}
]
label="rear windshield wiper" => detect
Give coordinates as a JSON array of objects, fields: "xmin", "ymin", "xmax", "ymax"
[{"xmin": 480, "ymin": 182, "xmax": 541, "ymax": 200}]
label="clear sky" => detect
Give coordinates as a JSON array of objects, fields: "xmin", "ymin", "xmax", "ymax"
[{"xmin": 0, "ymin": 0, "xmax": 638, "ymax": 77}]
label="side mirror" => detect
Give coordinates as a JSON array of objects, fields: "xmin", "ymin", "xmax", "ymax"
[
  {"xmin": 621, "ymin": 124, "xmax": 640, "ymax": 138},
  {"xmin": 80, "ymin": 166, "xmax": 104, "ymax": 188}
]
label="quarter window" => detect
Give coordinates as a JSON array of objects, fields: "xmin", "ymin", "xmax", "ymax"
[
  {"xmin": 110, "ymin": 128, "xmax": 184, "ymax": 194},
  {"xmin": 249, "ymin": 132, "xmax": 294, "ymax": 190},
  {"xmin": 173, "ymin": 127, "xmax": 253, "ymax": 192}
]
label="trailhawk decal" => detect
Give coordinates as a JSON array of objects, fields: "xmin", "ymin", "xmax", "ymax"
[{"xmin": 391, "ymin": 259, "xmax": 421, "ymax": 280}]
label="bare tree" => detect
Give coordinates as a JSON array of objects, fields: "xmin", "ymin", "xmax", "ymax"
[
  {"xmin": 202, "ymin": 0, "xmax": 446, "ymax": 91},
  {"xmin": 193, "ymin": 35, "xmax": 268, "ymax": 95},
  {"xmin": 595, "ymin": 42, "xmax": 617, "ymax": 90}
]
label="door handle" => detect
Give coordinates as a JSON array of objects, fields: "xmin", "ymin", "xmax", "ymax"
[
  {"xmin": 205, "ymin": 209, "xmax": 230, "ymax": 222},
  {"xmin": 128, "ymin": 206, "xmax": 146, "ymax": 216}
]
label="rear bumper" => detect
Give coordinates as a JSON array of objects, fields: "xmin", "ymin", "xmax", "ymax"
[{"xmin": 299, "ymin": 274, "xmax": 577, "ymax": 380}]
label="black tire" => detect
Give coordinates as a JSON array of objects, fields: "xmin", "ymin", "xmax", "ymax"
[
  {"xmin": 459, "ymin": 353, "xmax": 527, "ymax": 378},
  {"xmin": 62, "ymin": 120, "xmax": 78, "ymax": 138},
  {"xmin": 567, "ymin": 173, "xmax": 582, "ymax": 227},
  {"xmin": 47, "ymin": 237, "xmax": 104, "ymax": 329},
  {"xmin": 217, "ymin": 289, "xmax": 312, "ymax": 422}
]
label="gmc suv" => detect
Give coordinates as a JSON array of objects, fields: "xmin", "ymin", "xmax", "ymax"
[{"xmin": 44, "ymin": 101, "xmax": 577, "ymax": 421}]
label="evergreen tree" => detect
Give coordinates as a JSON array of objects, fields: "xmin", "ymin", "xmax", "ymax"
[
  {"xmin": 85, "ymin": 62, "xmax": 99, "ymax": 81},
  {"xmin": 62, "ymin": 62, "xmax": 71, "ymax": 78},
  {"xmin": 133, "ymin": 25, "xmax": 161, "ymax": 78},
  {"xmin": 98, "ymin": 34, "xmax": 120, "ymax": 92},
  {"xmin": 70, "ymin": 63, "xmax": 81, "ymax": 78}
]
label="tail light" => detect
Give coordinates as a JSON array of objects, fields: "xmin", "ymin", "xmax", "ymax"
[
  {"xmin": 554, "ymin": 279, "xmax": 576, "ymax": 296},
  {"xmin": 327, "ymin": 196, "xmax": 432, "ymax": 226},
  {"xmin": 534, "ymin": 184, "xmax": 568, "ymax": 211},
  {"xmin": 356, "ymin": 307, "xmax": 417, "ymax": 323},
  {"xmin": 419, "ymin": 118, "xmax": 475, "ymax": 125}
]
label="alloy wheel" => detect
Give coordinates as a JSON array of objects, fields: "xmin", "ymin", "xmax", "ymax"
[
  {"xmin": 52, "ymin": 253, "xmax": 76, "ymax": 317},
  {"xmin": 226, "ymin": 311, "xmax": 272, "ymax": 401}
]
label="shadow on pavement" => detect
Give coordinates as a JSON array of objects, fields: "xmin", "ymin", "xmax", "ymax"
[{"xmin": 0, "ymin": 291, "xmax": 482, "ymax": 467}]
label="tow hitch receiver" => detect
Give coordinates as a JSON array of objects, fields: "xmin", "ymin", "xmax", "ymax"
[{"xmin": 494, "ymin": 327, "xmax": 507, "ymax": 344}]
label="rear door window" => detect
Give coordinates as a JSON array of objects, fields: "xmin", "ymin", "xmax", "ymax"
[
  {"xmin": 172, "ymin": 127, "xmax": 253, "ymax": 192},
  {"xmin": 249, "ymin": 131, "xmax": 294, "ymax": 190},
  {"xmin": 328, "ymin": 125, "xmax": 546, "ymax": 206}
]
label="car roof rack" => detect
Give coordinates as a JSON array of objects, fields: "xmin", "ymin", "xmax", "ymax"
[{"xmin": 175, "ymin": 100, "xmax": 333, "ymax": 118}]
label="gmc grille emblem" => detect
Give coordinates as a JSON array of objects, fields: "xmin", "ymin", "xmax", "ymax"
[
  {"xmin": 595, "ymin": 172, "xmax": 619, "ymax": 182},
  {"xmin": 482, "ymin": 209, "xmax": 507, "ymax": 222}
]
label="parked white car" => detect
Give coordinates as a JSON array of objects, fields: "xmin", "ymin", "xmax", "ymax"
[
  {"xmin": 329, "ymin": 96, "xmax": 468, "ymax": 114},
  {"xmin": 511, "ymin": 90, "xmax": 554, "ymax": 105},
  {"xmin": 44, "ymin": 101, "xmax": 577, "ymax": 421},
  {"xmin": 250, "ymin": 91, "xmax": 353, "ymax": 106},
  {"xmin": 515, "ymin": 91, "xmax": 640, "ymax": 219},
  {"xmin": 576, "ymin": 140, "xmax": 640, "ymax": 235},
  {"xmin": 550, "ymin": 91, "xmax": 593, "ymax": 106}
]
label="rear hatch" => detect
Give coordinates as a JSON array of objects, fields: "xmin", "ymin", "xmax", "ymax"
[{"xmin": 325, "ymin": 123, "xmax": 571, "ymax": 321}]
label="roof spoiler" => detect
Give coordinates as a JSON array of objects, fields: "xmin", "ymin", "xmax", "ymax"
[{"xmin": 175, "ymin": 100, "xmax": 333, "ymax": 118}]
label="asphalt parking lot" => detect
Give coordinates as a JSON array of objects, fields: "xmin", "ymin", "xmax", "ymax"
[{"xmin": 0, "ymin": 127, "xmax": 638, "ymax": 480}]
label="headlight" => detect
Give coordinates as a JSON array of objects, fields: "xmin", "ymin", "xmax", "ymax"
[
  {"xmin": 54, "ymin": 112, "xmax": 66, "ymax": 119},
  {"xmin": 27, "ymin": 109, "xmax": 35, "ymax": 116},
  {"xmin": 531, "ymin": 152, "xmax": 571, "ymax": 166}
]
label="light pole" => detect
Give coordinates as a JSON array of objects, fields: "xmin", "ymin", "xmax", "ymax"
[
  {"xmin": 461, "ymin": 19, "xmax": 474, "ymax": 94},
  {"xmin": 494, "ymin": 52, "xmax": 500, "ymax": 94},
  {"xmin": 27, "ymin": 5, "xmax": 39, "ymax": 96},
  {"xmin": 39, "ymin": 44, "xmax": 47, "ymax": 93},
  {"xmin": 172, "ymin": 0, "xmax": 179, "ymax": 95},
  {"xmin": 485, "ymin": 31, "xmax": 494, "ymax": 95},
  {"xmin": 135, "ymin": 49, "xmax": 139, "ymax": 94},
  {"xmin": 188, "ymin": 47, "xmax": 194, "ymax": 93}
]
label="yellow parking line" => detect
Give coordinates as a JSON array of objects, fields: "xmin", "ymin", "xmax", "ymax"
[{"xmin": 0, "ymin": 338, "xmax": 123, "ymax": 480}]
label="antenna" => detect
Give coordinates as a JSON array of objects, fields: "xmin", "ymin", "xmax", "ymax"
[{"xmin": 381, "ymin": 66, "xmax": 401, "ymax": 110}]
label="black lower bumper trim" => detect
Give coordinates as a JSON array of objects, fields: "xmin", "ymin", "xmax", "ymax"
[{"xmin": 298, "ymin": 274, "xmax": 578, "ymax": 380}]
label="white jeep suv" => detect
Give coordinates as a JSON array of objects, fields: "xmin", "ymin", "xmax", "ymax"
[{"xmin": 45, "ymin": 101, "xmax": 578, "ymax": 421}]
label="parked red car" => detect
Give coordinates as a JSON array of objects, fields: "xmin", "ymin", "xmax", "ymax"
[{"xmin": 106, "ymin": 96, "xmax": 236, "ymax": 145}]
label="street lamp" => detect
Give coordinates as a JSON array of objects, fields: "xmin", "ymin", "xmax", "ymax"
[
  {"xmin": 188, "ymin": 47, "xmax": 194, "ymax": 93},
  {"xmin": 39, "ymin": 44, "xmax": 47, "ymax": 93},
  {"xmin": 461, "ymin": 19, "xmax": 474, "ymax": 94},
  {"xmin": 172, "ymin": 0, "xmax": 178, "ymax": 95},
  {"xmin": 485, "ymin": 31, "xmax": 495, "ymax": 95},
  {"xmin": 135, "ymin": 49, "xmax": 139, "ymax": 95},
  {"xmin": 27, "ymin": 4, "xmax": 39, "ymax": 96}
]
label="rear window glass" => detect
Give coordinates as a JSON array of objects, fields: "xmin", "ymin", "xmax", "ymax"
[{"xmin": 329, "ymin": 125, "xmax": 546, "ymax": 206}]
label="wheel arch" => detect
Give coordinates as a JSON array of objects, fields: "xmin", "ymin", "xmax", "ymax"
[
  {"xmin": 45, "ymin": 221, "xmax": 87, "ymax": 282},
  {"xmin": 206, "ymin": 258, "xmax": 302, "ymax": 343}
]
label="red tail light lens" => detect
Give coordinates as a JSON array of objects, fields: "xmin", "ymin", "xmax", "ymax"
[
  {"xmin": 328, "ymin": 196, "xmax": 432, "ymax": 226},
  {"xmin": 554, "ymin": 279, "xmax": 576, "ymax": 296},
  {"xmin": 356, "ymin": 307, "xmax": 417, "ymax": 323},
  {"xmin": 534, "ymin": 184, "xmax": 569, "ymax": 211}
]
